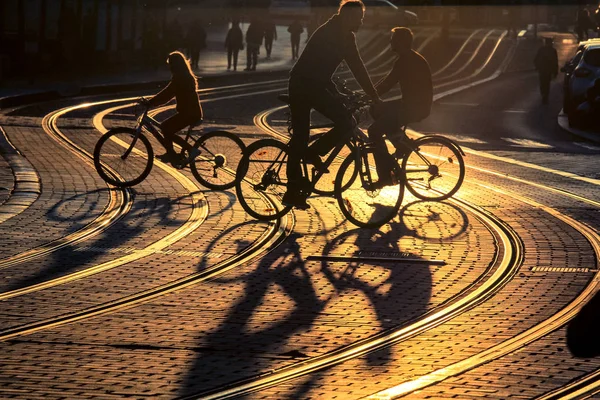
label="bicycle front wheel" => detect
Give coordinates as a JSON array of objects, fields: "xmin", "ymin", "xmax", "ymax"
[
  {"xmin": 93, "ymin": 127, "xmax": 153, "ymax": 187},
  {"xmin": 402, "ymin": 136, "xmax": 465, "ymax": 201},
  {"xmin": 190, "ymin": 130, "xmax": 246, "ymax": 190},
  {"xmin": 335, "ymin": 148, "xmax": 404, "ymax": 228},
  {"xmin": 235, "ymin": 139, "xmax": 292, "ymax": 221}
]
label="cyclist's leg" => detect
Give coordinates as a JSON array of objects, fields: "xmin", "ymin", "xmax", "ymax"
[
  {"xmin": 368, "ymin": 102, "xmax": 398, "ymax": 183},
  {"xmin": 386, "ymin": 103, "xmax": 417, "ymax": 156},
  {"xmin": 284, "ymin": 84, "xmax": 311, "ymax": 207},
  {"xmin": 160, "ymin": 113, "xmax": 194, "ymax": 156},
  {"xmin": 307, "ymin": 89, "xmax": 354, "ymax": 157}
]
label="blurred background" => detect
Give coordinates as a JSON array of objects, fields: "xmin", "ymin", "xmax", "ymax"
[{"xmin": 0, "ymin": 0, "xmax": 598, "ymax": 82}]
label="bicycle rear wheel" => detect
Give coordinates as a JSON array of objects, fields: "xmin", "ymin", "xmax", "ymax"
[
  {"xmin": 402, "ymin": 136, "xmax": 465, "ymax": 201},
  {"xmin": 235, "ymin": 139, "xmax": 292, "ymax": 221},
  {"xmin": 93, "ymin": 127, "xmax": 153, "ymax": 187},
  {"xmin": 335, "ymin": 147, "xmax": 404, "ymax": 228},
  {"xmin": 190, "ymin": 130, "xmax": 245, "ymax": 190}
]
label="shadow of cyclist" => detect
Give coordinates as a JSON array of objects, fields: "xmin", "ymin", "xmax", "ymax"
[
  {"xmin": 0, "ymin": 189, "xmax": 202, "ymax": 294},
  {"xmin": 177, "ymin": 231, "xmax": 325, "ymax": 396}
]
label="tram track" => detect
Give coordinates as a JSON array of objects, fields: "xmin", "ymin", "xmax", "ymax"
[
  {"xmin": 0, "ymin": 100, "xmax": 296, "ymax": 339},
  {"xmin": 173, "ymin": 99, "xmax": 523, "ymax": 399},
  {"xmin": 189, "ymin": 92, "xmax": 600, "ymax": 398},
  {"xmin": 0, "ymin": 29, "xmax": 518, "ymax": 396},
  {"xmin": 365, "ymin": 183, "xmax": 600, "ymax": 399},
  {"xmin": 0, "ymin": 75, "xmax": 303, "ymax": 297}
]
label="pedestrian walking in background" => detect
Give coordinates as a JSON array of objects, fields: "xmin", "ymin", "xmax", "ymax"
[
  {"xmin": 225, "ymin": 19, "xmax": 244, "ymax": 71},
  {"xmin": 534, "ymin": 37, "xmax": 558, "ymax": 105},
  {"xmin": 288, "ymin": 20, "xmax": 304, "ymax": 60},
  {"xmin": 245, "ymin": 19, "xmax": 264, "ymax": 71},
  {"xmin": 264, "ymin": 20, "xmax": 277, "ymax": 59},
  {"xmin": 576, "ymin": 8, "xmax": 592, "ymax": 42},
  {"xmin": 186, "ymin": 20, "xmax": 207, "ymax": 70}
]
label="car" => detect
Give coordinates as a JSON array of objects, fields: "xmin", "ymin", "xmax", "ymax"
[
  {"xmin": 564, "ymin": 42, "xmax": 600, "ymax": 127},
  {"xmin": 362, "ymin": 0, "xmax": 419, "ymax": 27},
  {"xmin": 562, "ymin": 39, "xmax": 600, "ymax": 113}
]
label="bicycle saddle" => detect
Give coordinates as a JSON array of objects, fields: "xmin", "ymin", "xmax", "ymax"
[{"xmin": 278, "ymin": 94, "xmax": 290, "ymax": 104}]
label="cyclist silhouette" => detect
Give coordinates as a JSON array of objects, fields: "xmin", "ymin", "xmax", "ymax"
[
  {"xmin": 283, "ymin": 0, "xmax": 381, "ymax": 209},
  {"xmin": 368, "ymin": 27, "xmax": 433, "ymax": 189},
  {"xmin": 144, "ymin": 51, "xmax": 203, "ymax": 164}
]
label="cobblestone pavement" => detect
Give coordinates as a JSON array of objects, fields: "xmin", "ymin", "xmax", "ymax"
[{"xmin": 1, "ymin": 28, "xmax": 600, "ymax": 400}]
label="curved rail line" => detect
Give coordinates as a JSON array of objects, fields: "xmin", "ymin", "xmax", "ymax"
[
  {"xmin": 438, "ymin": 29, "xmax": 498, "ymax": 81},
  {"xmin": 194, "ymin": 91, "xmax": 600, "ymax": 398},
  {"xmin": 182, "ymin": 200, "xmax": 521, "ymax": 400},
  {"xmin": 0, "ymin": 112, "xmax": 133, "ymax": 271},
  {"xmin": 0, "ymin": 212, "xmax": 291, "ymax": 341},
  {"xmin": 0, "ymin": 28, "xmax": 517, "ymax": 391},
  {"xmin": 175, "ymin": 103, "xmax": 522, "ymax": 399},
  {"xmin": 366, "ymin": 183, "xmax": 600, "ymax": 399},
  {"xmin": 432, "ymin": 29, "xmax": 483, "ymax": 77},
  {"xmin": 0, "ymin": 101, "xmax": 208, "ymax": 301},
  {"xmin": 0, "ymin": 76, "xmax": 298, "ymax": 292},
  {"xmin": 536, "ymin": 368, "xmax": 600, "ymax": 400},
  {"xmin": 0, "ymin": 104, "xmax": 295, "ymax": 339}
]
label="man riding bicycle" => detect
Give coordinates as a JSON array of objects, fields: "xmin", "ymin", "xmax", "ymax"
[
  {"xmin": 282, "ymin": 0, "xmax": 382, "ymax": 209},
  {"xmin": 369, "ymin": 27, "xmax": 433, "ymax": 189}
]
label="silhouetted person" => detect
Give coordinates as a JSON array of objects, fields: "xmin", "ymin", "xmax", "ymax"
[
  {"xmin": 576, "ymin": 8, "xmax": 591, "ymax": 42},
  {"xmin": 264, "ymin": 20, "xmax": 277, "ymax": 59},
  {"xmin": 506, "ymin": 2, "xmax": 518, "ymax": 39},
  {"xmin": 225, "ymin": 19, "xmax": 244, "ymax": 71},
  {"xmin": 534, "ymin": 37, "xmax": 558, "ymax": 105},
  {"xmin": 282, "ymin": 0, "xmax": 381, "ymax": 209},
  {"xmin": 245, "ymin": 19, "xmax": 264, "ymax": 71},
  {"xmin": 288, "ymin": 20, "xmax": 304, "ymax": 60},
  {"xmin": 368, "ymin": 27, "xmax": 432, "ymax": 189},
  {"xmin": 186, "ymin": 20, "xmax": 207, "ymax": 70},
  {"xmin": 144, "ymin": 51, "xmax": 203, "ymax": 164}
]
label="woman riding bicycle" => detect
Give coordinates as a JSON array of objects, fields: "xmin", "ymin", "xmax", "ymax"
[{"xmin": 143, "ymin": 51, "xmax": 203, "ymax": 164}]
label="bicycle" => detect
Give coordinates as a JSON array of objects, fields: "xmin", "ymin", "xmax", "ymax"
[
  {"xmin": 93, "ymin": 99, "xmax": 245, "ymax": 190},
  {"xmin": 395, "ymin": 128, "xmax": 465, "ymax": 201},
  {"xmin": 235, "ymin": 90, "xmax": 405, "ymax": 228}
]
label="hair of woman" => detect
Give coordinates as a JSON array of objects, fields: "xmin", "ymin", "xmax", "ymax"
[{"xmin": 167, "ymin": 51, "xmax": 198, "ymax": 90}]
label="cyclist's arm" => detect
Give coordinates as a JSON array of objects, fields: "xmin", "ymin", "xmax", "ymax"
[
  {"xmin": 345, "ymin": 33, "xmax": 380, "ymax": 101},
  {"xmin": 147, "ymin": 82, "xmax": 175, "ymax": 107}
]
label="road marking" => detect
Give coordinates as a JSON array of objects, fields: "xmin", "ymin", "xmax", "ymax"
[
  {"xmin": 574, "ymin": 142, "xmax": 600, "ymax": 151},
  {"xmin": 503, "ymin": 109, "xmax": 527, "ymax": 113},
  {"xmin": 435, "ymin": 134, "xmax": 487, "ymax": 144},
  {"xmin": 531, "ymin": 267, "xmax": 596, "ymax": 273},
  {"xmin": 438, "ymin": 102, "xmax": 479, "ymax": 107},
  {"xmin": 501, "ymin": 137, "xmax": 554, "ymax": 148}
]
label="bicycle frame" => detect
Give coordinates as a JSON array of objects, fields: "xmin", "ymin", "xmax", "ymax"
[
  {"xmin": 117, "ymin": 107, "xmax": 164, "ymax": 161},
  {"xmin": 127, "ymin": 106, "xmax": 205, "ymax": 162}
]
